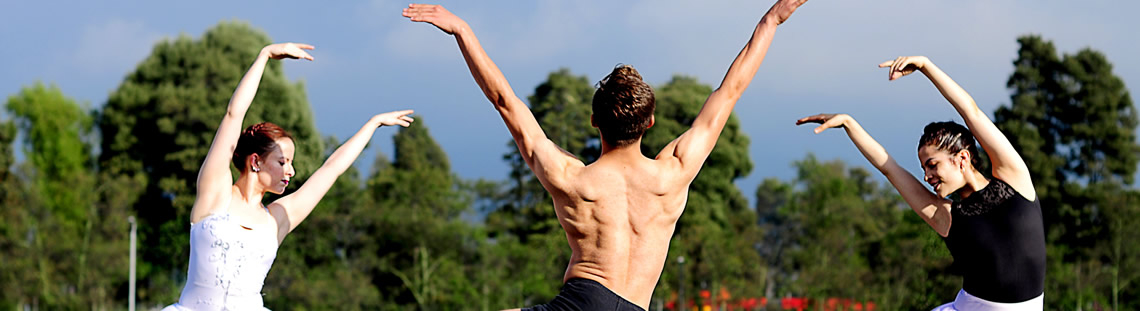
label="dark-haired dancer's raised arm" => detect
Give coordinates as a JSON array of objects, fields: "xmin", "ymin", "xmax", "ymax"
[
  {"xmin": 659, "ymin": 0, "xmax": 806, "ymax": 182},
  {"xmin": 403, "ymin": 4, "xmax": 584, "ymax": 192},
  {"xmin": 879, "ymin": 56, "xmax": 1035, "ymax": 199},
  {"xmin": 193, "ymin": 43, "xmax": 314, "ymax": 223},
  {"xmin": 796, "ymin": 113, "xmax": 953, "ymax": 236}
]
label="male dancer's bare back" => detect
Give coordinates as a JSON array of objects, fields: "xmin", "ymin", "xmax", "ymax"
[{"xmin": 404, "ymin": 1, "xmax": 806, "ymax": 309}]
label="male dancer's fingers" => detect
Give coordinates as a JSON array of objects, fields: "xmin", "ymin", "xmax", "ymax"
[
  {"xmin": 877, "ymin": 60, "xmax": 894, "ymax": 68},
  {"xmin": 295, "ymin": 43, "xmax": 315, "ymax": 50}
]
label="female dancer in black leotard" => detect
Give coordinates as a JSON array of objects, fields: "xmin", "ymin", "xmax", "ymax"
[{"xmin": 797, "ymin": 56, "xmax": 1045, "ymax": 310}]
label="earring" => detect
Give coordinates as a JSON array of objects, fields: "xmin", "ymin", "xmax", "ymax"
[{"xmin": 253, "ymin": 167, "xmax": 260, "ymax": 172}]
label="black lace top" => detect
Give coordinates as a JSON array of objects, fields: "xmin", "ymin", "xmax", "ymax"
[{"xmin": 943, "ymin": 178, "xmax": 1046, "ymax": 303}]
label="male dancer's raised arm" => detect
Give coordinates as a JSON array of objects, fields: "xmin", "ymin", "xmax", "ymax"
[
  {"xmin": 659, "ymin": 0, "xmax": 807, "ymax": 182},
  {"xmin": 403, "ymin": 5, "xmax": 584, "ymax": 193}
]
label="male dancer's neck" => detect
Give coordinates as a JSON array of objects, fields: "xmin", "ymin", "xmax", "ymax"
[{"xmin": 599, "ymin": 139, "xmax": 646, "ymax": 159}]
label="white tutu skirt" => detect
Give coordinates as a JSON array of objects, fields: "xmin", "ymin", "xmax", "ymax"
[{"xmin": 932, "ymin": 289, "xmax": 1043, "ymax": 311}]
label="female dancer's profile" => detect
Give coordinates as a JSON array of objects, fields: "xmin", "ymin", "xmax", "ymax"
[
  {"xmin": 797, "ymin": 56, "xmax": 1045, "ymax": 310},
  {"xmin": 162, "ymin": 42, "xmax": 415, "ymax": 311}
]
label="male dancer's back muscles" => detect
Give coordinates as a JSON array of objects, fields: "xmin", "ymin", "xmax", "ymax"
[{"xmin": 404, "ymin": 0, "xmax": 806, "ymax": 309}]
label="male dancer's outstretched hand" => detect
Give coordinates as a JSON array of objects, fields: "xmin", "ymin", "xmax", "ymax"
[
  {"xmin": 764, "ymin": 0, "xmax": 808, "ymax": 25},
  {"xmin": 263, "ymin": 43, "xmax": 315, "ymax": 61},
  {"xmin": 403, "ymin": 4, "xmax": 468, "ymax": 35}
]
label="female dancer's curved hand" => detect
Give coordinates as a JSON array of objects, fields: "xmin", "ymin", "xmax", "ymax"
[
  {"xmin": 796, "ymin": 113, "xmax": 852, "ymax": 134},
  {"xmin": 369, "ymin": 109, "xmax": 416, "ymax": 128},
  {"xmin": 878, "ymin": 56, "xmax": 930, "ymax": 81},
  {"xmin": 402, "ymin": 4, "xmax": 468, "ymax": 35},
  {"xmin": 263, "ymin": 42, "xmax": 315, "ymax": 60}
]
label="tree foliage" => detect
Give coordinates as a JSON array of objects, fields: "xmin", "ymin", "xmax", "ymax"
[{"xmin": 994, "ymin": 34, "xmax": 1139, "ymax": 309}]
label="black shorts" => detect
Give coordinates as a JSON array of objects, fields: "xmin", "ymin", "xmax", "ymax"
[{"xmin": 522, "ymin": 278, "xmax": 645, "ymax": 311}]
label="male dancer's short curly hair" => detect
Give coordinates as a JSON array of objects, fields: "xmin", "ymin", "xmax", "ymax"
[{"xmin": 593, "ymin": 65, "xmax": 655, "ymax": 147}]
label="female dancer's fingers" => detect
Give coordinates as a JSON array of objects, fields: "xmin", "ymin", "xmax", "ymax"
[
  {"xmin": 877, "ymin": 60, "xmax": 894, "ymax": 68},
  {"xmin": 295, "ymin": 43, "xmax": 315, "ymax": 50},
  {"xmin": 814, "ymin": 117, "xmax": 844, "ymax": 134},
  {"xmin": 295, "ymin": 50, "xmax": 314, "ymax": 61},
  {"xmin": 889, "ymin": 56, "xmax": 898, "ymax": 79},
  {"xmin": 795, "ymin": 114, "xmax": 827, "ymax": 125}
]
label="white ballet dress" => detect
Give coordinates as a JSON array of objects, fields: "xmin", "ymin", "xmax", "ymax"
[{"xmin": 163, "ymin": 212, "xmax": 279, "ymax": 311}]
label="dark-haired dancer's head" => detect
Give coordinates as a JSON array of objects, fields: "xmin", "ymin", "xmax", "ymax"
[
  {"xmin": 234, "ymin": 122, "xmax": 296, "ymax": 194},
  {"xmin": 592, "ymin": 65, "xmax": 655, "ymax": 148},
  {"xmin": 917, "ymin": 121, "xmax": 981, "ymax": 198}
]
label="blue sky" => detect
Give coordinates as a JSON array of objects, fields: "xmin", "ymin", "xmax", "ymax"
[{"xmin": 3, "ymin": 0, "xmax": 1138, "ymax": 205}]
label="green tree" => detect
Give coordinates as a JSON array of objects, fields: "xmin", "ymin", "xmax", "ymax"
[
  {"xmin": 98, "ymin": 21, "xmax": 324, "ymax": 304},
  {"xmin": 994, "ymin": 35, "xmax": 1138, "ymax": 308},
  {"xmin": 0, "ymin": 115, "xmax": 37, "ymax": 309},
  {"xmin": 364, "ymin": 118, "xmax": 483, "ymax": 310},
  {"xmin": 2, "ymin": 83, "xmax": 130, "ymax": 309},
  {"xmin": 756, "ymin": 154, "xmax": 958, "ymax": 310}
]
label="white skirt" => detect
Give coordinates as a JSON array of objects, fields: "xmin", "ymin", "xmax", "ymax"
[{"xmin": 932, "ymin": 289, "xmax": 1043, "ymax": 311}]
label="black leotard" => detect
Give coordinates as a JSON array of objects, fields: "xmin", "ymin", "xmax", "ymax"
[{"xmin": 943, "ymin": 178, "xmax": 1046, "ymax": 303}]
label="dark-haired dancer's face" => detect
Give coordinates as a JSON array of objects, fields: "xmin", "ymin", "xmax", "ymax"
[
  {"xmin": 918, "ymin": 145, "xmax": 965, "ymax": 198},
  {"xmin": 258, "ymin": 138, "xmax": 296, "ymax": 195}
]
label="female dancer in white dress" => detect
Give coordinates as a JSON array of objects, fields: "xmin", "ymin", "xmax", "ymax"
[
  {"xmin": 797, "ymin": 56, "xmax": 1045, "ymax": 310},
  {"xmin": 163, "ymin": 42, "xmax": 415, "ymax": 310}
]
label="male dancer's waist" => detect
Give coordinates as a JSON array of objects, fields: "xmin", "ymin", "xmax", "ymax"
[{"xmin": 523, "ymin": 278, "xmax": 646, "ymax": 311}]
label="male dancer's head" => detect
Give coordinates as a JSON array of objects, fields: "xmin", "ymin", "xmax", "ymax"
[{"xmin": 592, "ymin": 65, "xmax": 655, "ymax": 148}]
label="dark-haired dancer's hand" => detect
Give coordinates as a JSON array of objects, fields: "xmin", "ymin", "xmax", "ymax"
[
  {"xmin": 370, "ymin": 110, "xmax": 416, "ymax": 128},
  {"xmin": 263, "ymin": 43, "xmax": 315, "ymax": 61},
  {"xmin": 878, "ymin": 56, "xmax": 929, "ymax": 81},
  {"xmin": 796, "ymin": 113, "xmax": 852, "ymax": 134},
  {"xmin": 403, "ymin": 4, "xmax": 469, "ymax": 35},
  {"xmin": 764, "ymin": 0, "xmax": 808, "ymax": 25}
]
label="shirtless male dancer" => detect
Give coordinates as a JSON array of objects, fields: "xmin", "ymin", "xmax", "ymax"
[{"xmin": 404, "ymin": 1, "xmax": 806, "ymax": 309}]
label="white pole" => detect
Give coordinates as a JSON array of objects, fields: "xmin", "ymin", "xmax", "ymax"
[{"xmin": 128, "ymin": 216, "xmax": 136, "ymax": 311}]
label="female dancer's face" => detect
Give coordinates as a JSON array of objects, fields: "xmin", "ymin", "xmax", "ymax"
[
  {"xmin": 256, "ymin": 138, "xmax": 296, "ymax": 195},
  {"xmin": 918, "ymin": 145, "xmax": 967, "ymax": 198}
]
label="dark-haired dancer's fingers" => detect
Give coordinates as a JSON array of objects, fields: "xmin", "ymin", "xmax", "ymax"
[
  {"xmin": 880, "ymin": 56, "xmax": 925, "ymax": 80},
  {"xmin": 795, "ymin": 113, "xmax": 849, "ymax": 134}
]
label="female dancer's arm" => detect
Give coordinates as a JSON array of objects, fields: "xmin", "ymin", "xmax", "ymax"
[
  {"xmin": 192, "ymin": 43, "xmax": 314, "ymax": 223},
  {"xmin": 797, "ymin": 113, "xmax": 953, "ymax": 236},
  {"xmin": 269, "ymin": 110, "xmax": 414, "ymax": 243},
  {"xmin": 879, "ymin": 56, "xmax": 1035, "ymax": 199}
]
